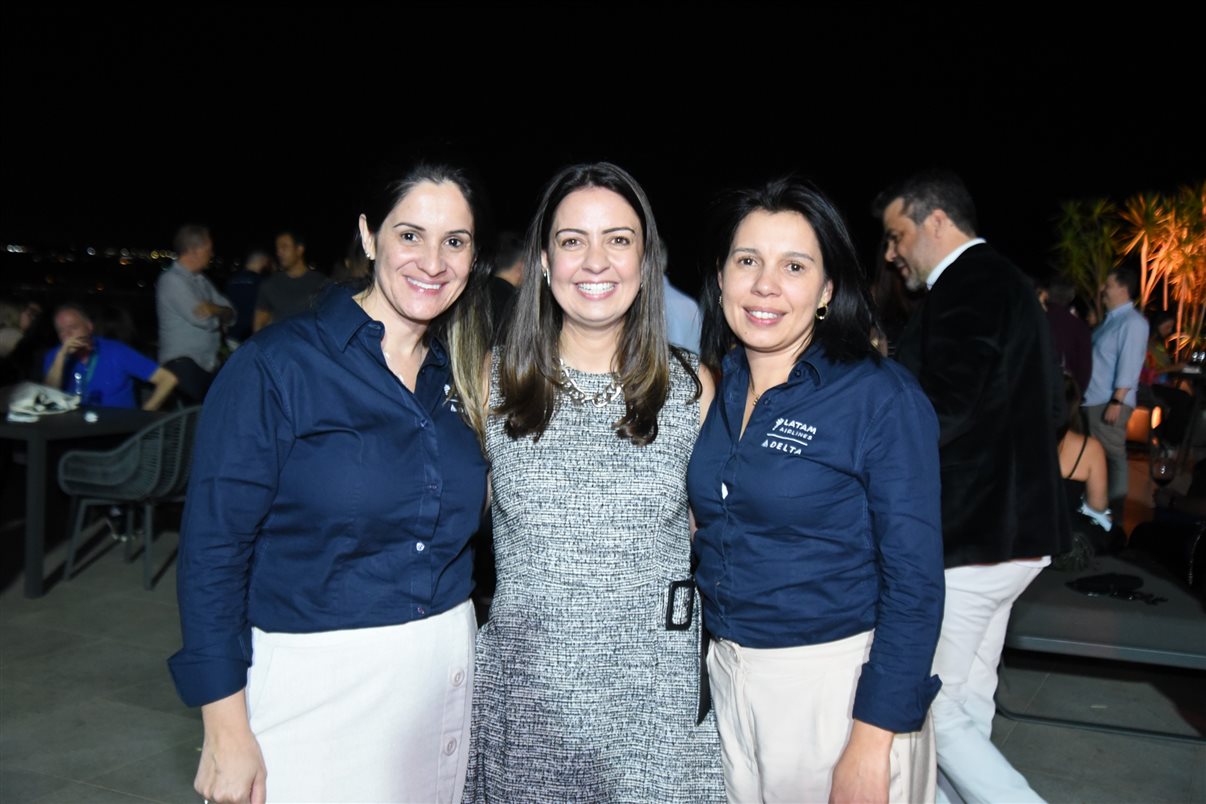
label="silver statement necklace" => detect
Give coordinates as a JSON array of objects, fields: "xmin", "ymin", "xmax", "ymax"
[{"xmin": 557, "ymin": 359, "xmax": 624, "ymax": 407}]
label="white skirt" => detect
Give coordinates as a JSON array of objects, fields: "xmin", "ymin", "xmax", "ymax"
[{"xmin": 247, "ymin": 600, "xmax": 476, "ymax": 804}]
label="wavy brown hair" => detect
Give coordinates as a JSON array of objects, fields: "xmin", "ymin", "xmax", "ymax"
[{"xmin": 496, "ymin": 162, "xmax": 696, "ymax": 445}]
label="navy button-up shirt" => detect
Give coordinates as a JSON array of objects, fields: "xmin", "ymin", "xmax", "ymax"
[
  {"xmin": 168, "ymin": 285, "xmax": 487, "ymax": 707},
  {"xmin": 688, "ymin": 345, "xmax": 944, "ymax": 733}
]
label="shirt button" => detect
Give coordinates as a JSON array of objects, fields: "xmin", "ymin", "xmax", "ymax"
[
  {"xmin": 444, "ymin": 738, "xmax": 458, "ymax": 755},
  {"xmin": 451, "ymin": 669, "xmax": 466, "ymax": 687},
  {"xmin": 419, "ymin": 419, "xmax": 429, "ymax": 428},
  {"xmin": 416, "ymin": 542, "xmax": 426, "ymax": 552},
  {"xmin": 416, "ymin": 606, "xmax": 426, "ymax": 615}
]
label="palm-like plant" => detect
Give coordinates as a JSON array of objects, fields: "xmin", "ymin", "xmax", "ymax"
[
  {"xmin": 1118, "ymin": 192, "xmax": 1173, "ymax": 310},
  {"xmin": 1052, "ymin": 198, "xmax": 1118, "ymax": 321},
  {"xmin": 1161, "ymin": 182, "xmax": 1206, "ymax": 360}
]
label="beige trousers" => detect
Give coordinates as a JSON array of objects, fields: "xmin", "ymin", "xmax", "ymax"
[{"xmin": 708, "ymin": 631, "xmax": 936, "ymax": 804}]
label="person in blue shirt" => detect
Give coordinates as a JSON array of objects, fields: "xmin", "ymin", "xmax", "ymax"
[
  {"xmin": 42, "ymin": 302, "xmax": 178, "ymax": 410},
  {"xmin": 1082, "ymin": 264, "xmax": 1150, "ymax": 515},
  {"xmin": 169, "ymin": 159, "xmax": 494, "ymax": 804},
  {"xmin": 688, "ymin": 176, "xmax": 945, "ymax": 803}
]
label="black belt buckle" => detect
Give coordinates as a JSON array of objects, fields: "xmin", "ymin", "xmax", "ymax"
[{"xmin": 664, "ymin": 579, "xmax": 695, "ymax": 631}]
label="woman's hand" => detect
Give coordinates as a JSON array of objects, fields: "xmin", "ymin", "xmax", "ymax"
[
  {"xmin": 195, "ymin": 691, "xmax": 267, "ymax": 804},
  {"xmin": 829, "ymin": 719, "xmax": 892, "ymax": 804}
]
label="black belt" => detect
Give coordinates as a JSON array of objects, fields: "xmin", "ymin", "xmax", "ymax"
[
  {"xmin": 662, "ymin": 579, "xmax": 713, "ymax": 725},
  {"xmin": 664, "ymin": 578, "xmax": 695, "ymax": 630}
]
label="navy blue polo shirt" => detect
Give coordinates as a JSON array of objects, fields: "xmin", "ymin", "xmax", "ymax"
[
  {"xmin": 688, "ymin": 345, "xmax": 944, "ymax": 733},
  {"xmin": 168, "ymin": 284, "xmax": 487, "ymax": 708}
]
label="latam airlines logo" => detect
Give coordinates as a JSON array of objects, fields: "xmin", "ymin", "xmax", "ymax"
[{"xmin": 760, "ymin": 417, "xmax": 816, "ymax": 455}]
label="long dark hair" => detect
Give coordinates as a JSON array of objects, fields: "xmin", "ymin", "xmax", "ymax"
[
  {"xmin": 699, "ymin": 175, "xmax": 878, "ymax": 374},
  {"xmin": 358, "ymin": 158, "xmax": 496, "ymax": 441},
  {"xmin": 496, "ymin": 161, "xmax": 696, "ymax": 445}
]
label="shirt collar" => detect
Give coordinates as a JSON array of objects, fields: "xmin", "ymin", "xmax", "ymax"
[
  {"xmin": 926, "ymin": 237, "xmax": 986, "ymax": 289},
  {"xmin": 316, "ymin": 283, "xmax": 449, "ymax": 368},
  {"xmin": 317, "ymin": 284, "xmax": 372, "ymax": 350},
  {"xmin": 1105, "ymin": 301, "xmax": 1137, "ymax": 320},
  {"xmin": 720, "ymin": 341, "xmax": 833, "ymax": 389}
]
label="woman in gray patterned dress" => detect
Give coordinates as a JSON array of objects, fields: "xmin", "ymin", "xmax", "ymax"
[{"xmin": 464, "ymin": 162, "xmax": 725, "ymax": 803}]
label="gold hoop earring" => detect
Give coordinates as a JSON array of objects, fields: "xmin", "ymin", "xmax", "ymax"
[{"xmin": 816, "ymin": 304, "xmax": 828, "ymax": 320}]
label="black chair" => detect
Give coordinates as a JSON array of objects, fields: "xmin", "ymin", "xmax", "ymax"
[{"xmin": 57, "ymin": 406, "xmax": 201, "ymax": 589}]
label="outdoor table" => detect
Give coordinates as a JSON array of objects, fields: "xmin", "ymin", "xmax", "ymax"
[{"xmin": 0, "ymin": 402, "xmax": 164, "ymax": 597}]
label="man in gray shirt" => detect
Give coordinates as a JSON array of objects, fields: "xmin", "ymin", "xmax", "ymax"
[
  {"xmin": 254, "ymin": 229, "xmax": 329, "ymax": 332},
  {"xmin": 156, "ymin": 224, "xmax": 235, "ymax": 402}
]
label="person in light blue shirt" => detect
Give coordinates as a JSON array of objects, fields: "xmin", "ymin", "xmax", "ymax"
[
  {"xmin": 1082, "ymin": 264, "xmax": 1149, "ymax": 513},
  {"xmin": 663, "ymin": 274, "xmax": 702, "ymax": 352}
]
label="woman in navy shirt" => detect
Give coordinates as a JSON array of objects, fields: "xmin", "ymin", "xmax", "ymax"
[
  {"xmin": 688, "ymin": 177, "xmax": 945, "ymax": 803},
  {"xmin": 170, "ymin": 160, "xmax": 493, "ymax": 804}
]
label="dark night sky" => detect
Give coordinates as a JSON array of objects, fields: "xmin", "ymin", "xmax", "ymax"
[{"xmin": 4, "ymin": 5, "xmax": 1204, "ymax": 292}]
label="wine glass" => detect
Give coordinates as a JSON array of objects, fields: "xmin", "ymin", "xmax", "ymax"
[{"xmin": 1150, "ymin": 442, "xmax": 1177, "ymax": 489}]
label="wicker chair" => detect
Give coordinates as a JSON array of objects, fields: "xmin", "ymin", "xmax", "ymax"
[{"xmin": 57, "ymin": 406, "xmax": 201, "ymax": 589}]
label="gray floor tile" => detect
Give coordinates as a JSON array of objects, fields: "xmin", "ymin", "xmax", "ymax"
[
  {"xmin": 1, "ymin": 696, "xmax": 197, "ymax": 780},
  {"xmin": 0, "ymin": 768, "xmax": 74, "ymax": 804},
  {"xmin": 0, "ymin": 623, "xmax": 92, "ymax": 668},
  {"xmin": 102, "ymin": 676, "xmax": 199, "ymax": 721},
  {"xmin": 28, "ymin": 781, "xmax": 164, "ymax": 803},
  {"xmin": 5, "ymin": 594, "xmax": 184, "ymax": 655},
  {"xmin": 3, "ymin": 636, "xmax": 175, "ymax": 699},
  {"xmin": 1024, "ymin": 669, "xmax": 1201, "ymax": 737},
  {"xmin": 84, "ymin": 737, "xmax": 199, "ymax": 804},
  {"xmin": 998, "ymin": 721, "xmax": 1205, "ymax": 803},
  {"xmin": 1, "ymin": 678, "xmax": 95, "ymax": 721},
  {"xmin": 990, "ymin": 712, "xmax": 1019, "ymax": 744}
]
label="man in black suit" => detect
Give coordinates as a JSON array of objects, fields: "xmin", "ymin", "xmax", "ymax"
[{"xmin": 874, "ymin": 169, "xmax": 1070, "ymax": 804}]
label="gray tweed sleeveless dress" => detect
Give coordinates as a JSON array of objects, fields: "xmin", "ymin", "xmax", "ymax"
[{"xmin": 464, "ymin": 353, "xmax": 725, "ymax": 803}]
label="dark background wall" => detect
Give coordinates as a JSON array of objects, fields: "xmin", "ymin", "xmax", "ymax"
[{"xmin": 4, "ymin": 5, "xmax": 1204, "ymax": 298}]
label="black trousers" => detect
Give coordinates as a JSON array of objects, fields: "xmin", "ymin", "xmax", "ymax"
[{"xmin": 162, "ymin": 356, "xmax": 216, "ymax": 404}]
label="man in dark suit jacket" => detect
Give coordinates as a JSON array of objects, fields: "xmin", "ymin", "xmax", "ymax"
[{"xmin": 875, "ymin": 169, "xmax": 1070, "ymax": 804}]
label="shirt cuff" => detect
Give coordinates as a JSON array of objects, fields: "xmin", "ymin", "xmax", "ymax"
[
  {"xmin": 167, "ymin": 643, "xmax": 251, "ymax": 708},
  {"xmin": 852, "ymin": 663, "xmax": 942, "ymax": 733}
]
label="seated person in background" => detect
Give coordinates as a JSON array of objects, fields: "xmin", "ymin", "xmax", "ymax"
[
  {"xmin": 1054, "ymin": 374, "xmax": 1124, "ymax": 568},
  {"xmin": 1142, "ymin": 310, "xmax": 1194, "ymax": 446},
  {"xmin": 43, "ymin": 303, "xmax": 177, "ymax": 410},
  {"xmin": 0, "ymin": 299, "xmax": 51, "ymax": 385}
]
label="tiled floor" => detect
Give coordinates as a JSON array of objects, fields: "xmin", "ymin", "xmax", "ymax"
[{"xmin": 0, "ymin": 453, "xmax": 1203, "ymax": 804}]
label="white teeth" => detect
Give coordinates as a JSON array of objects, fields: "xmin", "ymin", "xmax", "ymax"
[
  {"xmin": 577, "ymin": 282, "xmax": 615, "ymax": 294},
  {"xmin": 408, "ymin": 278, "xmax": 441, "ymax": 290},
  {"xmin": 749, "ymin": 310, "xmax": 781, "ymax": 320}
]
